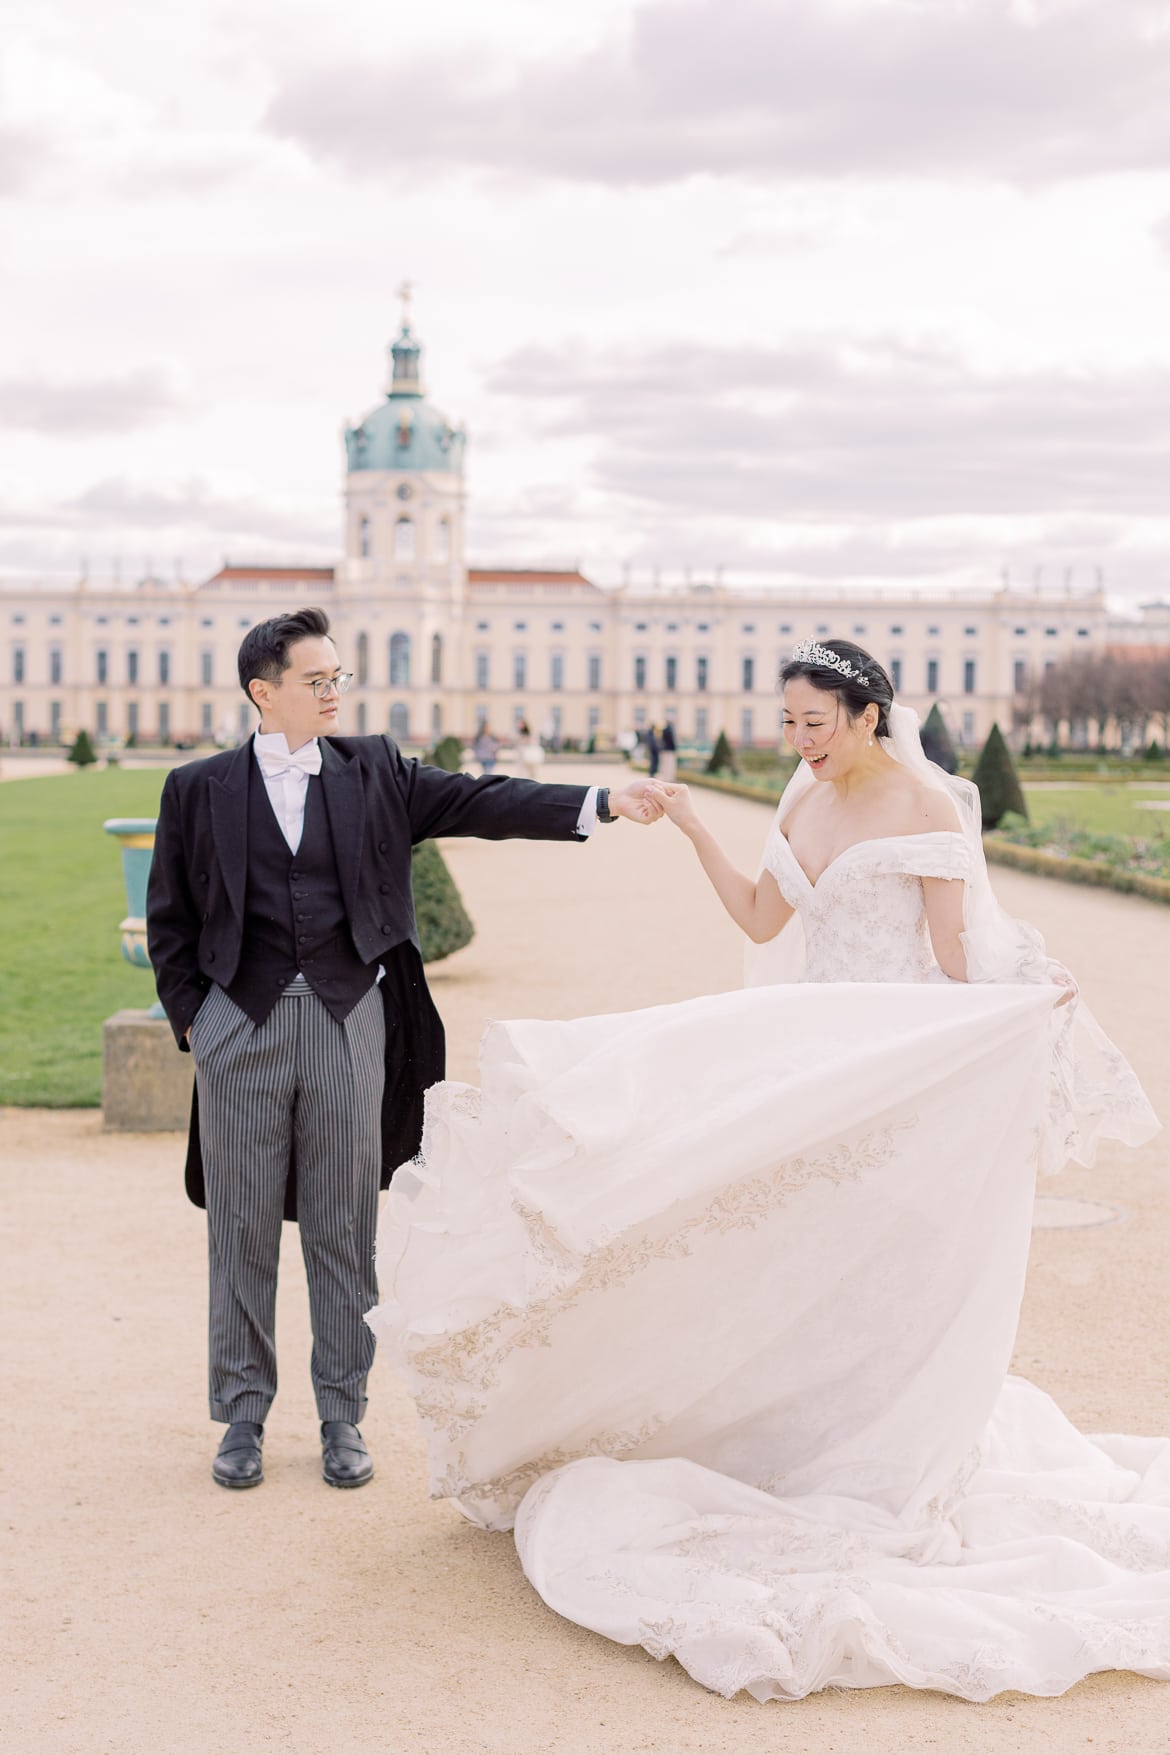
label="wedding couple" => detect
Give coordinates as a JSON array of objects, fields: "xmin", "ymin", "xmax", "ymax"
[
  {"xmin": 146, "ymin": 607, "xmax": 662, "ymax": 1491},
  {"xmin": 150, "ymin": 610, "xmax": 1170, "ymax": 1701}
]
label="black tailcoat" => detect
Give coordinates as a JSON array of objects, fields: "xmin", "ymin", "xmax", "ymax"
[{"xmin": 146, "ymin": 734, "xmax": 590, "ymax": 1218}]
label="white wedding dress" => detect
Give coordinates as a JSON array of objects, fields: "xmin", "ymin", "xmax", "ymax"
[{"xmin": 368, "ymin": 726, "xmax": 1168, "ymax": 1704}]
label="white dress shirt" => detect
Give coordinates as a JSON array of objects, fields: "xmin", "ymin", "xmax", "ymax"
[
  {"xmin": 252, "ymin": 731, "xmax": 604, "ymax": 853},
  {"xmin": 253, "ymin": 730, "xmax": 321, "ymax": 852}
]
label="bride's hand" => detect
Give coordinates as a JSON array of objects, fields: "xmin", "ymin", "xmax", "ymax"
[{"xmin": 645, "ymin": 781, "xmax": 701, "ymax": 833}]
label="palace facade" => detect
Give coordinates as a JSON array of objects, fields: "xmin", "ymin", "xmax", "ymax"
[{"xmin": 2, "ymin": 316, "xmax": 1156, "ymax": 753}]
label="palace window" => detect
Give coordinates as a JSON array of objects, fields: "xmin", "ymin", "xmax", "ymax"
[
  {"xmin": 588, "ymin": 653, "xmax": 602, "ymax": 692},
  {"xmin": 356, "ymin": 631, "xmax": 369, "ymax": 687},
  {"xmin": 664, "ymin": 654, "xmax": 677, "ymax": 692},
  {"xmin": 513, "ymin": 651, "xmax": 527, "ymax": 690},
  {"xmin": 926, "ymin": 658, "xmax": 939, "ymax": 693},
  {"xmin": 634, "ymin": 654, "xmax": 647, "ymax": 691},
  {"xmin": 394, "ymin": 518, "xmax": 415, "ymax": 560},
  {"xmin": 963, "ymin": 659, "xmax": 977, "ymax": 695},
  {"xmin": 389, "ymin": 631, "xmax": 411, "ymax": 687},
  {"xmin": 389, "ymin": 702, "xmax": 410, "ymax": 740},
  {"xmin": 431, "ymin": 633, "xmax": 442, "ymax": 686},
  {"xmin": 696, "ymin": 655, "xmax": 709, "ymax": 693},
  {"xmin": 550, "ymin": 652, "xmax": 565, "ymax": 691},
  {"xmin": 158, "ymin": 650, "xmax": 170, "ymax": 686},
  {"xmin": 198, "ymin": 650, "xmax": 211, "ymax": 687},
  {"xmin": 96, "ymin": 701, "xmax": 108, "ymax": 737},
  {"xmin": 742, "ymin": 655, "xmax": 755, "ymax": 693},
  {"xmin": 475, "ymin": 650, "xmax": 490, "ymax": 689},
  {"xmin": 49, "ymin": 647, "xmax": 63, "ymax": 685},
  {"xmin": 13, "ymin": 646, "xmax": 25, "ymax": 685},
  {"xmin": 358, "ymin": 516, "xmax": 371, "ymax": 558},
  {"xmin": 157, "ymin": 702, "xmax": 169, "ymax": 742},
  {"xmin": 1013, "ymin": 660, "xmax": 1028, "ymax": 693},
  {"xmin": 889, "ymin": 657, "xmax": 902, "ymax": 691},
  {"xmin": 436, "ymin": 518, "xmax": 451, "ymax": 563}
]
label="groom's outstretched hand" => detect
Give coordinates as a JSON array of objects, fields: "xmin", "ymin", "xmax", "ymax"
[{"xmin": 610, "ymin": 780, "xmax": 666, "ymax": 824}]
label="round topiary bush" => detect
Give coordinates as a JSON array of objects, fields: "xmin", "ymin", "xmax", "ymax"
[
  {"xmin": 411, "ymin": 839, "xmax": 474, "ymax": 963},
  {"xmin": 428, "ymin": 734, "xmax": 464, "ymax": 773}
]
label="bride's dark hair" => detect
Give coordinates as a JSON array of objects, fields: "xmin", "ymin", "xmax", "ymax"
[{"xmin": 779, "ymin": 638, "xmax": 894, "ymax": 739}]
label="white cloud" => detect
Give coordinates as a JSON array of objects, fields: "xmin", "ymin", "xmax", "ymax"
[{"xmin": 265, "ymin": 0, "xmax": 1170, "ymax": 188}]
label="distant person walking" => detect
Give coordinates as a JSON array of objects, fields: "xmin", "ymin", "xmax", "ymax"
[
  {"xmin": 659, "ymin": 720, "xmax": 678, "ymax": 782},
  {"xmin": 646, "ymin": 724, "xmax": 661, "ymax": 779},
  {"xmin": 473, "ymin": 724, "xmax": 499, "ymax": 775},
  {"xmin": 517, "ymin": 719, "xmax": 543, "ymax": 781}
]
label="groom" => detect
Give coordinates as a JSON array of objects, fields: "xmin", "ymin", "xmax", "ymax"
[{"xmin": 147, "ymin": 607, "xmax": 658, "ymax": 1492}]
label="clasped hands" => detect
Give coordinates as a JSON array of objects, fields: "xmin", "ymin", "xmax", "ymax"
[{"xmin": 609, "ymin": 779, "xmax": 697, "ymax": 826}]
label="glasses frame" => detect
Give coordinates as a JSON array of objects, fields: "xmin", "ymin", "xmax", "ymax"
[{"xmin": 305, "ymin": 672, "xmax": 354, "ymax": 700}]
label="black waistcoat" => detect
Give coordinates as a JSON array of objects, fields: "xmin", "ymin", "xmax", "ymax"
[{"xmin": 222, "ymin": 761, "xmax": 377, "ymax": 1028}]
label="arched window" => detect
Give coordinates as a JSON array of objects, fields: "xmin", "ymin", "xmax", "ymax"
[
  {"xmin": 358, "ymin": 515, "xmax": 371, "ymax": 559},
  {"xmin": 431, "ymin": 702, "xmax": 442, "ymax": 735},
  {"xmin": 394, "ymin": 517, "xmax": 415, "ymax": 561},
  {"xmin": 389, "ymin": 702, "xmax": 410, "ymax": 741},
  {"xmin": 430, "ymin": 632, "xmax": 442, "ymax": 686},
  {"xmin": 356, "ymin": 630, "xmax": 369, "ymax": 687},
  {"xmin": 436, "ymin": 517, "xmax": 451, "ymax": 562},
  {"xmin": 389, "ymin": 631, "xmax": 411, "ymax": 687}
]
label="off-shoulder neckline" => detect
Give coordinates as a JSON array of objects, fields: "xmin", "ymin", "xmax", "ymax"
[{"xmin": 775, "ymin": 828, "xmax": 968, "ymax": 893}]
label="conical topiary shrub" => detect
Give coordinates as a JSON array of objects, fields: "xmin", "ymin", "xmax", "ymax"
[
  {"xmin": 706, "ymin": 730, "xmax": 738, "ymax": 775},
  {"xmin": 67, "ymin": 729, "xmax": 98, "ymax": 768},
  {"xmin": 920, "ymin": 703, "xmax": 958, "ymax": 775},
  {"xmin": 429, "ymin": 734, "xmax": 464, "ymax": 773},
  {"xmin": 411, "ymin": 839, "xmax": 474, "ymax": 964},
  {"xmin": 972, "ymin": 723, "xmax": 1029, "ymax": 830}
]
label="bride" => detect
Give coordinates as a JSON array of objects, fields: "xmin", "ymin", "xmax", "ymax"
[{"xmin": 367, "ymin": 639, "xmax": 1169, "ymax": 1703}]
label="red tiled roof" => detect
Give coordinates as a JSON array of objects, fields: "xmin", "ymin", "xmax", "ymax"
[
  {"xmin": 468, "ymin": 568, "xmax": 596, "ymax": 588},
  {"xmin": 203, "ymin": 565, "xmax": 336, "ymax": 584}
]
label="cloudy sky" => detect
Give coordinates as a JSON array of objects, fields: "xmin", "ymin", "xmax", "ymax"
[{"xmin": 5, "ymin": 0, "xmax": 1170, "ymax": 601}]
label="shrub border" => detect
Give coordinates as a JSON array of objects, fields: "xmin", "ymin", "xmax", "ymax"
[{"xmin": 679, "ymin": 771, "xmax": 1170, "ymax": 906}]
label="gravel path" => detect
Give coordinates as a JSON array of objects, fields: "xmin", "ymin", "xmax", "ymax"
[{"xmin": 3, "ymin": 763, "xmax": 1167, "ymax": 1753}]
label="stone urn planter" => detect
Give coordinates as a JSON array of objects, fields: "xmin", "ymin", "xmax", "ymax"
[
  {"xmin": 102, "ymin": 817, "xmax": 163, "ymax": 1008},
  {"xmin": 101, "ymin": 815, "xmax": 191, "ymax": 1130}
]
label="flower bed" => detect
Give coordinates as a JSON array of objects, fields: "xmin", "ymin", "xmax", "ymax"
[{"xmin": 987, "ymin": 817, "xmax": 1170, "ymax": 903}]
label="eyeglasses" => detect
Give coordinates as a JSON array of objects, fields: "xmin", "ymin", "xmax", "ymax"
[{"xmin": 305, "ymin": 673, "xmax": 354, "ymax": 699}]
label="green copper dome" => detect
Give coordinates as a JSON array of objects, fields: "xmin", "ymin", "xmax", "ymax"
[{"xmin": 345, "ymin": 319, "xmax": 466, "ymax": 476}]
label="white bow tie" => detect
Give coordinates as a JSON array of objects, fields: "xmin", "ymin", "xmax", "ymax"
[{"xmin": 257, "ymin": 742, "xmax": 322, "ymax": 780}]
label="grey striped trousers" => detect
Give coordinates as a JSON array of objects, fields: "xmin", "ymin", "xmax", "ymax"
[{"xmin": 188, "ymin": 983, "xmax": 386, "ymax": 1425}]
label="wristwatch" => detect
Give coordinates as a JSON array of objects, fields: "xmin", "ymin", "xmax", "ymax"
[{"xmin": 596, "ymin": 787, "xmax": 616, "ymax": 824}]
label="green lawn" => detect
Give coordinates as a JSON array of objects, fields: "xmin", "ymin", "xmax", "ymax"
[
  {"xmin": 0, "ymin": 768, "xmax": 170, "ymax": 1105},
  {"xmin": 1021, "ymin": 786, "xmax": 1170, "ymax": 837}
]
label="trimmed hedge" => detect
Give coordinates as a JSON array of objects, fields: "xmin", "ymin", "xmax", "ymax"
[
  {"xmin": 983, "ymin": 836, "xmax": 1170, "ymax": 904},
  {"xmin": 411, "ymin": 839, "xmax": 475, "ymax": 962}
]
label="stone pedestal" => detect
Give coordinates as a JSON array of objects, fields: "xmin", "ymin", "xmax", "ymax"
[{"xmin": 103, "ymin": 1010, "xmax": 192, "ymax": 1132}]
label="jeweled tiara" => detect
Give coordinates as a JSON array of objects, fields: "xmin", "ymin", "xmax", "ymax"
[{"xmin": 789, "ymin": 640, "xmax": 868, "ymax": 683}]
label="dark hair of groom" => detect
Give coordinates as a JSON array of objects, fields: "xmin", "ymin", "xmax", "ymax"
[{"xmin": 237, "ymin": 607, "xmax": 333, "ymax": 700}]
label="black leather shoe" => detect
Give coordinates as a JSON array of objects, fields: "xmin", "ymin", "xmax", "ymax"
[
  {"xmin": 321, "ymin": 1421, "xmax": 373, "ymax": 1488},
  {"xmin": 212, "ymin": 1421, "xmax": 264, "ymax": 1489}
]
